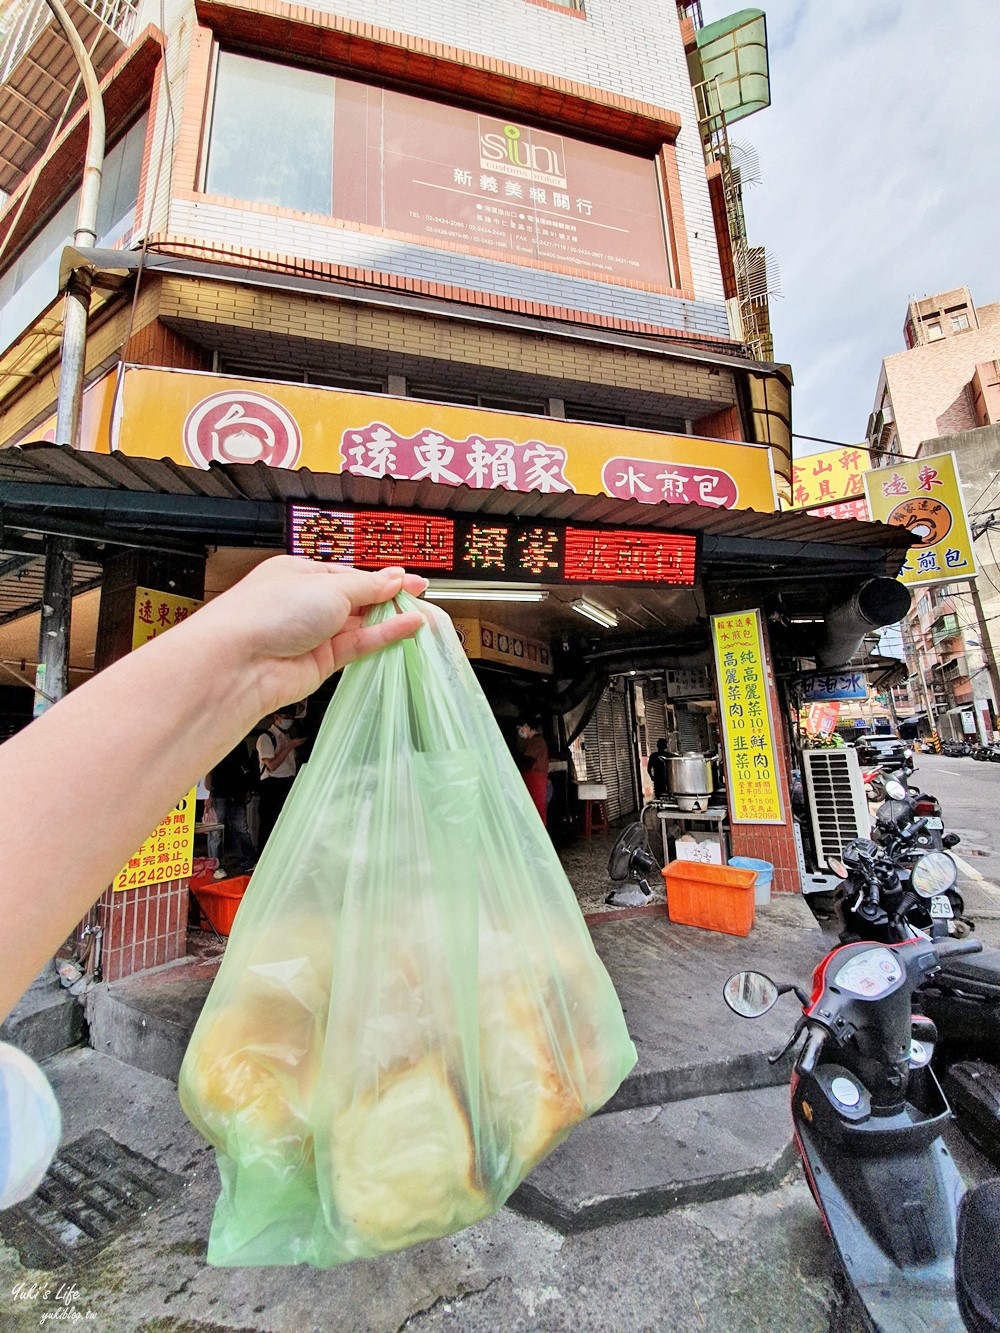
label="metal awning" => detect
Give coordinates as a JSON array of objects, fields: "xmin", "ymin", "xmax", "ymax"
[
  {"xmin": 0, "ymin": 550, "xmax": 101, "ymax": 626},
  {"xmin": 0, "ymin": 0, "xmax": 136, "ymax": 195},
  {"xmin": 0, "ymin": 443, "xmax": 914, "ymax": 584}
]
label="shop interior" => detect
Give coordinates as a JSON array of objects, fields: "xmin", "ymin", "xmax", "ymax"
[{"xmin": 0, "ymin": 543, "xmax": 735, "ymax": 920}]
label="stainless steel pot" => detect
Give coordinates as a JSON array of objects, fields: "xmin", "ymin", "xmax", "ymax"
[{"xmin": 666, "ymin": 753, "xmax": 717, "ymax": 803}]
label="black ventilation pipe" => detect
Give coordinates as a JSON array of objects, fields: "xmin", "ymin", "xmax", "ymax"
[{"xmin": 816, "ymin": 577, "xmax": 912, "ymax": 669}]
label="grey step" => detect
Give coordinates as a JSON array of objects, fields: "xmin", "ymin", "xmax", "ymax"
[
  {"xmin": 509, "ymin": 1084, "xmax": 796, "ymax": 1233},
  {"xmin": 605, "ymin": 1046, "xmax": 794, "ymax": 1112},
  {"xmin": 1, "ymin": 966, "xmax": 84, "ymax": 1062},
  {"xmin": 85, "ymin": 967, "xmax": 214, "ymax": 1082}
]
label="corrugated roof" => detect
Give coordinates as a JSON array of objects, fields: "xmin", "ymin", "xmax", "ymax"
[{"xmin": 0, "ymin": 442, "xmax": 914, "ymax": 572}]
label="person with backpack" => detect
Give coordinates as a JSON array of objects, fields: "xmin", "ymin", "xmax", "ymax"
[
  {"xmin": 205, "ymin": 737, "xmax": 258, "ymax": 878},
  {"xmin": 256, "ymin": 707, "xmax": 307, "ymax": 850}
]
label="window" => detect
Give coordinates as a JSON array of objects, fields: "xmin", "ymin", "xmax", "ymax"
[
  {"xmin": 926, "ymin": 321, "xmax": 944, "ymax": 341},
  {"xmin": 951, "ymin": 312, "xmax": 970, "ymax": 332},
  {"xmin": 205, "ymin": 53, "xmax": 334, "ymax": 216}
]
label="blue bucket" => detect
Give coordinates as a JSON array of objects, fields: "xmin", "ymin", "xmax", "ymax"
[{"xmin": 728, "ymin": 856, "xmax": 773, "ymax": 906}]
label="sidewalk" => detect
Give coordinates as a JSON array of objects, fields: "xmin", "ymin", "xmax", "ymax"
[{"xmin": 0, "ymin": 1047, "xmax": 854, "ymax": 1333}]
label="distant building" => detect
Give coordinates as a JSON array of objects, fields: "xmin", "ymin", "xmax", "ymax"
[{"xmin": 866, "ymin": 287, "xmax": 1000, "ymax": 740}]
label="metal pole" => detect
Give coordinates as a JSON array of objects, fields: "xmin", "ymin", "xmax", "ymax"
[
  {"xmin": 969, "ymin": 579, "xmax": 1000, "ymax": 729},
  {"xmin": 45, "ymin": 0, "xmax": 105, "ymax": 450},
  {"xmin": 31, "ymin": 0, "xmax": 106, "ymax": 714},
  {"xmin": 33, "ymin": 537, "xmax": 74, "ymax": 716}
]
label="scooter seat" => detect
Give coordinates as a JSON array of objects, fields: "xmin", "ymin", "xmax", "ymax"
[
  {"xmin": 956, "ymin": 1179, "xmax": 1000, "ymax": 1332},
  {"xmin": 938, "ymin": 948, "xmax": 1000, "ymax": 996}
]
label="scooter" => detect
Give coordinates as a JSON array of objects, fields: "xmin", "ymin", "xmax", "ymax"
[
  {"xmin": 836, "ymin": 835, "xmax": 970, "ymax": 942},
  {"xmin": 831, "ymin": 844, "xmax": 1000, "ymax": 1171},
  {"xmin": 723, "ymin": 936, "xmax": 1000, "ymax": 1333}
]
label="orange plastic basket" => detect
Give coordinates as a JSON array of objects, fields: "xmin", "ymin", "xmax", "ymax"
[
  {"xmin": 662, "ymin": 861, "xmax": 756, "ymax": 937},
  {"xmin": 191, "ymin": 875, "xmax": 250, "ymax": 936}
]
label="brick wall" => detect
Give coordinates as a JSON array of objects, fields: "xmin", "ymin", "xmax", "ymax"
[{"xmin": 884, "ymin": 320, "xmax": 1000, "ymax": 453}]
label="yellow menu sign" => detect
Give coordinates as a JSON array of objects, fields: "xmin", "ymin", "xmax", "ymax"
[
  {"xmin": 112, "ymin": 585, "xmax": 203, "ymax": 889},
  {"xmin": 862, "ymin": 451, "xmax": 977, "ymax": 587},
  {"xmin": 132, "ymin": 586, "xmax": 203, "ymax": 650},
  {"xmin": 712, "ymin": 610, "xmax": 784, "ymax": 824},
  {"xmin": 114, "ymin": 789, "xmax": 196, "ymax": 891}
]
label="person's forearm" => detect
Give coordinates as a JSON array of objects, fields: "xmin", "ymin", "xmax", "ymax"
[{"xmin": 0, "ymin": 618, "xmax": 259, "ymax": 1017}]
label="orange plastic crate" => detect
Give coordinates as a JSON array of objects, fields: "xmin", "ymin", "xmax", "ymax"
[
  {"xmin": 663, "ymin": 860, "xmax": 756, "ymax": 937},
  {"xmin": 191, "ymin": 875, "xmax": 250, "ymax": 936}
]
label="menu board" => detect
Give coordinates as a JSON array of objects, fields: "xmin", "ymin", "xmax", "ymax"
[{"xmin": 711, "ymin": 610, "xmax": 784, "ymax": 824}]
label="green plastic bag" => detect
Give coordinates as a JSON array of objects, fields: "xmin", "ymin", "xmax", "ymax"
[{"xmin": 179, "ymin": 594, "xmax": 636, "ymax": 1267}]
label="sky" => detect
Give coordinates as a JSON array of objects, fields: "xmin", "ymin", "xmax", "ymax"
[{"xmin": 699, "ymin": 0, "xmax": 1000, "ymax": 455}]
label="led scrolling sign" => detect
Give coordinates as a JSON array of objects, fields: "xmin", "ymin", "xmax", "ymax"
[{"xmin": 288, "ymin": 505, "xmax": 697, "ymax": 587}]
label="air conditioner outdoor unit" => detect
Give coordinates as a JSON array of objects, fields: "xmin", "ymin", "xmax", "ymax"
[{"xmin": 802, "ymin": 748, "xmax": 871, "ymax": 871}]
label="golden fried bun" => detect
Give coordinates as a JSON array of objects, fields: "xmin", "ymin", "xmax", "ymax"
[
  {"xmin": 329, "ymin": 1058, "xmax": 489, "ymax": 1253},
  {"xmin": 180, "ymin": 998, "xmax": 317, "ymax": 1163},
  {"xmin": 481, "ymin": 990, "xmax": 585, "ymax": 1171}
]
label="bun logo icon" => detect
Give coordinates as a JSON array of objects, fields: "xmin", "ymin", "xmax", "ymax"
[{"xmin": 182, "ymin": 391, "xmax": 302, "ymax": 470}]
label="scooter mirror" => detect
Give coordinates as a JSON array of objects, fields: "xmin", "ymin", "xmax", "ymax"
[
  {"xmin": 723, "ymin": 971, "xmax": 780, "ymax": 1018},
  {"xmin": 828, "ymin": 858, "xmax": 848, "ymax": 879},
  {"xmin": 884, "ymin": 779, "xmax": 907, "ymax": 801},
  {"xmin": 911, "ymin": 851, "xmax": 958, "ymax": 898}
]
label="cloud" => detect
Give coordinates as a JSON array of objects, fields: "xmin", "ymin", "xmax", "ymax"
[{"xmin": 700, "ymin": 0, "xmax": 1000, "ymax": 448}]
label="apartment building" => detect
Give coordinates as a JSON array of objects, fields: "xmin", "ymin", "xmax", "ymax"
[{"xmin": 866, "ymin": 287, "xmax": 1000, "ymax": 739}]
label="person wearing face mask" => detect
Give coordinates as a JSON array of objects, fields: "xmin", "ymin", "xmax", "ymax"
[
  {"xmin": 516, "ymin": 718, "xmax": 549, "ymax": 826},
  {"xmin": 256, "ymin": 707, "xmax": 306, "ymax": 849}
]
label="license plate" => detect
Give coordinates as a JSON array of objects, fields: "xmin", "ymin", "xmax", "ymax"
[
  {"xmin": 930, "ymin": 895, "xmax": 954, "ymax": 919},
  {"xmin": 926, "ymin": 817, "xmax": 944, "ymax": 830}
]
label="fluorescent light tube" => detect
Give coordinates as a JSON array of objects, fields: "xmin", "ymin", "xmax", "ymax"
[
  {"xmin": 425, "ymin": 582, "xmax": 548, "ymax": 603},
  {"xmin": 572, "ymin": 598, "xmax": 618, "ymax": 629}
]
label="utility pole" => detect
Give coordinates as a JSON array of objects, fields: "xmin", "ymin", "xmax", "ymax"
[
  {"xmin": 969, "ymin": 578, "xmax": 1000, "ymax": 735},
  {"xmin": 32, "ymin": 0, "xmax": 106, "ymax": 716}
]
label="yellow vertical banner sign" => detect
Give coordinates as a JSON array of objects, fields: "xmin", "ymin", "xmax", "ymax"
[
  {"xmin": 113, "ymin": 587, "xmax": 204, "ymax": 889},
  {"xmin": 711, "ymin": 609, "xmax": 785, "ymax": 824},
  {"xmin": 114, "ymin": 791, "xmax": 196, "ymax": 891},
  {"xmin": 862, "ymin": 451, "xmax": 977, "ymax": 587},
  {"xmin": 131, "ymin": 586, "xmax": 203, "ymax": 649}
]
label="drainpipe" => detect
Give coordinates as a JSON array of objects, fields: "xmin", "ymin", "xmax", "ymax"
[{"xmin": 32, "ymin": 0, "xmax": 106, "ymax": 716}]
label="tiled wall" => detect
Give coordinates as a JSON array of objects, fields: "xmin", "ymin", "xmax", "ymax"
[{"xmin": 97, "ymin": 880, "xmax": 189, "ymax": 982}]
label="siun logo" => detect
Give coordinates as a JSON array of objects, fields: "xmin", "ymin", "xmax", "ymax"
[{"xmin": 478, "ymin": 119, "xmax": 568, "ymax": 188}]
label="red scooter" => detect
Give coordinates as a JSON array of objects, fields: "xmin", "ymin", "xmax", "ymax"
[{"xmin": 724, "ymin": 936, "xmax": 1000, "ymax": 1332}]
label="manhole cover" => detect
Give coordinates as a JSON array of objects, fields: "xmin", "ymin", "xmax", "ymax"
[{"xmin": 0, "ymin": 1129, "xmax": 183, "ymax": 1268}]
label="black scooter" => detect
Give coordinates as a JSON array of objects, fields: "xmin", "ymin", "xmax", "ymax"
[{"xmin": 724, "ymin": 937, "xmax": 1000, "ymax": 1332}]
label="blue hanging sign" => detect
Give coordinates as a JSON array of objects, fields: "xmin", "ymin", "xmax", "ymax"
[{"xmin": 800, "ymin": 671, "xmax": 868, "ymax": 702}]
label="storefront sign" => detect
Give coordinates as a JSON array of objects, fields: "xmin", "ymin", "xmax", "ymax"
[
  {"xmin": 803, "ymin": 702, "xmax": 841, "ymax": 737},
  {"xmin": 131, "ymin": 586, "xmax": 203, "ymax": 650},
  {"xmin": 329, "ymin": 83, "xmax": 672, "ymax": 286},
  {"xmin": 114, "ymin": 790, "xmax": 196, "ymax": 891},
  {"xmin": 862, "ymin": 451, "xmax": 977, "ymax": 587},
  {"xmin": 711, "ymin": 610, "xmax": 784, "ymax": 824},
  {"xmin": 791, "ymin": 446, "xmax": 870, "ymax": 508},
  {"xmin": 99, "ymin": 368, "xmax": 777, "ymax": 513},
  {"xmin": 810, "ymin": 498, "xmax": 870, "ymax": 522},
  {"xmin": 288, "ymin": 505, "xmax": 698, "ymax": 587},
  {"xmin": 110, "ymin": 585, "xmax": 202, "ymax": 889},
  {"xmin": 452, "ymin": 618, "xmax": 553, "ymax": 675},
  {"xmin": 800, "ymin": 671, "xmax": 868, "ymax": 702}
]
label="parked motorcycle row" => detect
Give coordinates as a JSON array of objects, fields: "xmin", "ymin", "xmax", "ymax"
[
  {"xmin": 941, "ymin": 739, "xmax": 1000, "ymax": 761},
  {"xmin": 723, "ymin": 757, "xmax": 1000, "ymax": 1331}
]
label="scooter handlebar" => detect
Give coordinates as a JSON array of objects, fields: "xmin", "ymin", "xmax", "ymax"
[
  {"xmin": 933, "ymin": 937, "xmax": 983, "ymax": 961},
  {"xmin": 798, "ymin": 1025, "xmax": 827, "ymax": 1076}
]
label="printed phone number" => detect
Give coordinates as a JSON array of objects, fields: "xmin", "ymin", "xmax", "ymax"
[{"xmin": 114, "ymin": 862, "xmax": 192, "ymax": 889}]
